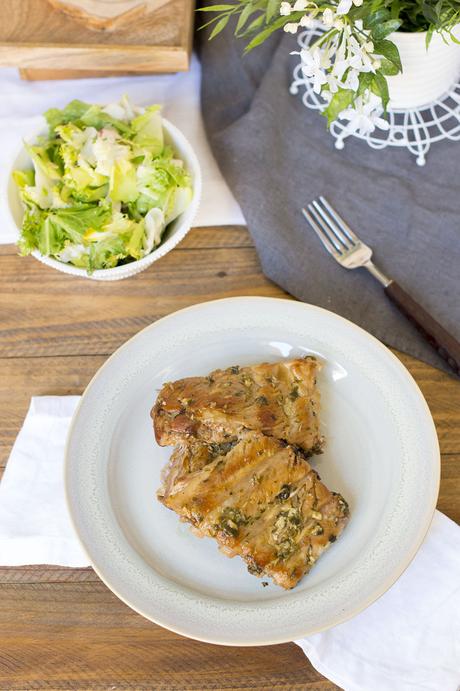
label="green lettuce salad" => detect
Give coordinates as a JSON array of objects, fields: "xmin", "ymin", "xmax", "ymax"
[{"xmin": 13, "ymin": 96, "xmax": 192, "ymax": 273}]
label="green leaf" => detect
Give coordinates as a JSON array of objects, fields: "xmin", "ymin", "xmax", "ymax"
[
  {"xmin": 208, "ymin": 14, "xmax": 230, "ymax": 39},
  {"xmin": 80, "ymin": 105, "xmax": 131, "ymax": 135},
  {"xmin": 266, "ymin": 0, "xmax": 279, "ymax": 22},
  {"xmin": 323, "ymin": 89, "xmax": 355, "ymax": 127},
  {"xmin": 236, "ymin": 3, "xmax": 255, "ymax": 34},
  {"xmin": 17, "ymin": 207, "xmax": 44, "ymax": 255},
  {"xmin": 357, "ymin": 72, "xmax": 374, "ymax": 95},
  {"xmin": 371, "ymin": 72, "xmax": 390, "ymax": 111},
  {"xmin": 243, "ymin": 13, "xmax": 297, "ymax": 52},
  {"xmin": 373, "ymin": 39, "xmax": 402, "ymax": 72},
  {"xmin": 13, "ymin": 169, "xmax": 35, "ymax": 189},
  {"xmin": 44, "ymin": 100, "xmax": 90, "ymax": 132},
  {"xmin": 50, "ymin": 205, "xmax": 111, "ymax": 243},
  {"xmin": 238, "ymin": 13, "xmax": 265, "ymax": 37},
  {"xmin": 390, "ymin": 0, "xmax": 400, "ymax": 20},
  {"xmin": 372, "ymin": 19, "xmax": 402, "ymax": 40},
  {"xmin": 379, "ymin": 57, "xmax": 400, "ymax": 75},
  {"xmin": 422, "ymin": 2, "xmax": 438, "ymax": 25},
  {"xmin": 365, "ymin": 8, "xmax": 392, "ymax": 29},
  {"xmin": 38, "ymin": 215, "xmax": 66, "ymax": 256},
  {"xmin": 126, "ymin": 220, "xmax": 146, "ymax": 260},
  {"xmin": 109, "ymin": 159, "xmax": 139, "ymax": 203},
  {"xmin": 131, "ymin": 106, "xmax": 164, "ymax": 156},
  {"xmin": 426, "ymin": 23, "xmax": 435, "ymax": 48}
]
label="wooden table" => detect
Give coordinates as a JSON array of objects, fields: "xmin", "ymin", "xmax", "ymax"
[{"xmin": 1, "ymin": 226, "xmax": 459, "ymax": 690}]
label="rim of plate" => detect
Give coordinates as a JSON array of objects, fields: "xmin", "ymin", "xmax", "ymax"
[{"xmin": 65, "ymin": 297, "xmax": 440, "ymax": 645}]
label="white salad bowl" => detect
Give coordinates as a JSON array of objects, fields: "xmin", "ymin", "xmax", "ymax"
[{"xmin": 6, "ymin": 118, "xmax": 202, "ymax": 281}]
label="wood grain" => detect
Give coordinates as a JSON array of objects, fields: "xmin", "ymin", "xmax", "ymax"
[
  {"xmin": 0, "ymin": 225, "xmax": 458, "ymax": 690},
  {"xmin": 1, "ymin": 579, "xmax": 336, "ymax": 690},
  {"xmin": 0, "ymin": 0, "xmax": 194, "ymax": 78},
  {"xmin": 47, "ymin": 0, "xmax": 171, "ymax": 31},
  {"xmin": 19, "ymin": 67, "xmax": 173, "ymax": 80}
]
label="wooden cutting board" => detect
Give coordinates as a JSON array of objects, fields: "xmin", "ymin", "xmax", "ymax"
[
  {"xmin": 0, "ymin": 0, "xmax": 194, "ymax": 80},
  {"xmin": 47, "ymin": 1, "xmax": 172, "ymax": 30}
]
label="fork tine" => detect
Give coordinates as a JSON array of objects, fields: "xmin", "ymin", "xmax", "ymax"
[
  {"xmin": 318, "ymin": 196, "xmax": 360, "ymax": 244},
  {"xmin": 302, "ymin": 207, "xmax": 340, "ymax": 258},
  {"xmin": 307, "ymin": 204, "xmax": 343, "ymax": 253},
  {"xmin": 312, "ymin": 199, "xmax": 354, "ymax": 250}
]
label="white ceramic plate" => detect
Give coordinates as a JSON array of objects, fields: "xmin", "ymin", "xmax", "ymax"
[{"xmin": 65, "ymin": 297, "xmax": 440, "ymax": 645}]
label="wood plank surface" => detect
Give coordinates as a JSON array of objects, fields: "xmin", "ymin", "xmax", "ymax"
[
  {"xmin": 0, "ymin": 225, "xmax": 458, "ymax": 690},
  {"xmin": 0, "ymin": 0, "xmax": 194, "ymax": 76}
]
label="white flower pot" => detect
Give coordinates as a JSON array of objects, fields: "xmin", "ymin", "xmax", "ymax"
[{"xmin": 387, "ymin": 27, "xmax": 460, "ymax": 109}]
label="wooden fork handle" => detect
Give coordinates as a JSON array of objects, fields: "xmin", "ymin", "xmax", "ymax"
[{"xmin": 385, "ymin": 281, "xmax": 460, "ymax": 376}]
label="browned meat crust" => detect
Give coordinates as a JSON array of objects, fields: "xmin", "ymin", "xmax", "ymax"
[
  {"xmin": 152, "ymin": 357, "xmax": 322, "ymax": 456},
  {"xmin": 157, "ymin": 431, "xmax": 349, "ymax": 589}
]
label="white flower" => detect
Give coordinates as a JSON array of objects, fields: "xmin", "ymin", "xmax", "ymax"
[
  {"xmin": 300, "ymin": 14, "xmax": 315, "ymax": 27},
  {"xmin": 342, "ymin": 68, "xmax": 360, "ymax": 91},
  {"xmin": 336, "ymin": 0, "xmax": 363, "ymax": 14},
  {"xmin": 336, "ymin": 0, "xmax": 352, "ymax": 14},
  {"xmin": 284, "ymin": 21, "xmax": 299, "ymax": 33},
  {"xmin": 327, "ymin": 73, "xmax": 340, "ymax": 93},
  {"xmin": 293, "ymin": 0, "xmax": 308, "ymax": 9},
  {"xmin": 280, "ymin": 2, "xmax": 292, "ymax": 15},
  {"xmin": 338, "ymin": 92, "xmax": 390, "ymax": 136},
  {"xmin": 322, "ymin": 8, "xmax": 335, "ymax": 24},
  {"xmin": 300, "ymin": 47, "xmax": 329, "ymax": 93},
  {"xmin": 344, "ymin": 34, "xmax": 376, "ymax": 73}
]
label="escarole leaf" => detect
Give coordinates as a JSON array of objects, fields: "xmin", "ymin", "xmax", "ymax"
[
  {"xmin": 44, "ymin": 100, "xmax": 90, "ymax": 132},
  {"xmin": 110, "ymin": 159, "xmax": 139, "ymax": 202},
  {"xmin": 131, "ymin": 107, "xmax": 164, "ymax": 155},
  {"xmin": 13, "ymin": 169, "xmax": 35, "ymax": 189}
]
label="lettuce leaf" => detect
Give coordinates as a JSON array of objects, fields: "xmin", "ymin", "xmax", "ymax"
[
  {"xmin": 44, "ymin": 100, "xmax": 91, "ymax": 132},
  {"xmin": 50, "ymin": 205, "xmax": 111, "ymax": 243},
  {"xmin": 109, "ymin": 159, "xmax": 138, "ymax": 203},
  {"xmin": 81, "ymin": 105, "xmax": 132, "ymax": 136},
  {"xmin": 13, "ymin": 169, "xmax": 35, "ymax": 189},
  {"xmin": 38, "ymin": 216, "xmax": 67, "ymax": 256},
  {"xmin": 17, "ymin": 207, "xmax": 44, "ymax": 255},
  {"xmin": 131, "ymin": 107, "xmax": 163, "ymax": 155}
]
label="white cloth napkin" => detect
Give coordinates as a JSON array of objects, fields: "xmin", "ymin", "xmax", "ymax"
[
  {"xmin": 0, "ymin": 56, "xmax": 244, "ymax": 244},
  {"xmin": 1, "ymin": 397, "xmax": 459, "ymax": 691},
  {"xmin": 0, "ymin": 396, "xmax": 87, "ymax": 566}
]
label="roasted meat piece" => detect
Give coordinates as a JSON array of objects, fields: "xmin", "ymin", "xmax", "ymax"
[
  {"xmin": 158, "ymin": 431, "xmax": 349, "ymax": 589},
  {"xmin": 152, "ymin": 357, "xmax": 322, "ymax": 456}
]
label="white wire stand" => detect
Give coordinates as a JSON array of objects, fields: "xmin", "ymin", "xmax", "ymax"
[{"xmin": 290, "ymin": 27, "xmax": 460, "ymax": 165}]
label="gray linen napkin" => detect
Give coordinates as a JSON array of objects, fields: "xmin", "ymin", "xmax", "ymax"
[{"xmin": 198, "ymin": 23, "xmax": 460, "ymax": 375}]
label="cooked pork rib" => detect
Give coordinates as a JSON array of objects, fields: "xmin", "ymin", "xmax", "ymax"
[
  {"xmin": 152, "ymin": 357, "xmax": 322, "ymax": 456},
  {"xmin": 158, "ymin": 431, "xmax": 349, "ymax": 589}
]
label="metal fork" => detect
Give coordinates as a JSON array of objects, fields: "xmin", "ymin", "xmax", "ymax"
[{"xmin": 302, "ymin": 196, "xmax": 460, "ymax": 375}]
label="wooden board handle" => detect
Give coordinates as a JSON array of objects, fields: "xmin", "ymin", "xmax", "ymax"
[{"xmin": 385, "ymin": 281, "xmax": 460, "ymax": 376}]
